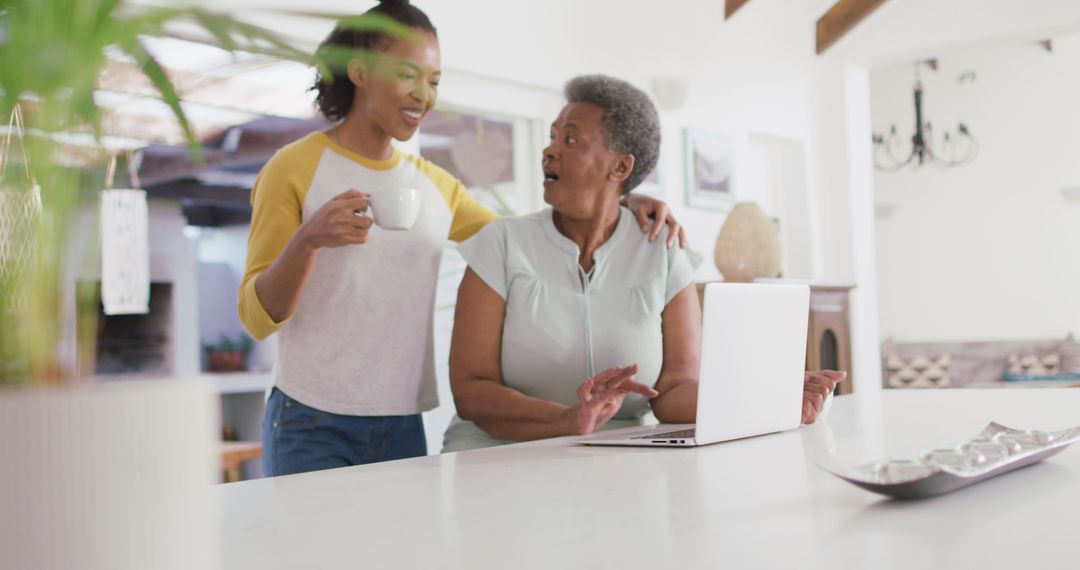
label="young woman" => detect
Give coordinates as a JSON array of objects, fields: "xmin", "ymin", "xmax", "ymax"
[{"xmin": 238, "ymin": 0, "xmax": 685, "ymax": 476}]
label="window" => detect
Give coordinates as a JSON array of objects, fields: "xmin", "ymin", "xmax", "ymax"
[{"xmin": 419, "ymin": 106, "xmax": 538, "ymax": 216}]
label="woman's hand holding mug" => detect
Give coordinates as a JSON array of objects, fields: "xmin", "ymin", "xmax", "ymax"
[
  {"xmin": 298, "ymin": 187, "xmax": 423, "ymax": 251},
  {"xmin": 298, "ymin": 189, "xmax": 373, "ymax": 250}
]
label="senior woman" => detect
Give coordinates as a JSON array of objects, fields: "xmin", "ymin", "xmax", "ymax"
[{"xmin": 442, "ymin": 75, "xmax": 843, "ymax": 452}]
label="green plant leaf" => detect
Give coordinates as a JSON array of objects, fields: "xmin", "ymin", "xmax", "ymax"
[
  {"xmin": 124, "ymin": 38, "xmax": 202, "ymax": 163},
  {"xmin": 189, "ymin": 10, "xmax": 238, "ymax": 52},
  {"xmin": 209, "ymin": 13, "xmax": 312, "ymax": 62}
]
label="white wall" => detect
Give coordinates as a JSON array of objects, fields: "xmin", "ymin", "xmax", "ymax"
[
  {"xmin": 823, "ymin": 0, "xmax": 1080, "ymax": 66},
  {"xmin": 193, "ymin": 225, "xmax": 278, "ymax": 372},
  {"xmin": 149, "ymin": 201, "xmax": 202, "ymax": 377},
  {"xmin": 808, "ymin": 0, "xmax": 1080, "ymax": 391},
  {"xmin": 872, "ymin": 33, "xmax": 1080, "ymax": 342},
  {"xmin": 618, "ymin": 0, "xmax": 823, "ymax": 282}
]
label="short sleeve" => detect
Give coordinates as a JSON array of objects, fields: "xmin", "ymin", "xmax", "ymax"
[
  {"xmin": 663, "ymin": 232, "xmax": 704, "ymax": 305},
  {"xmin": 447, "ymin": 180, "xmax": 498, "ymax": 243},
  {"xmin": 401, "ymin": 154, "xmax": 498, "ymax": 242},
  {"xmin": 456, "ymin": 218, "xmax": 509, "ymax": 300}
]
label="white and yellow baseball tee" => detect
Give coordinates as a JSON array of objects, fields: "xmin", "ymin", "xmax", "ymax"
[{"xmin": 239, "ymin": 132, "xmax": 496, "ymax": 416}]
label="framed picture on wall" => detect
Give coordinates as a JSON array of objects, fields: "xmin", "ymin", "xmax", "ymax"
[{"xmin": 684, "ymin": 128, "xmax": 735, "ymax": 211}]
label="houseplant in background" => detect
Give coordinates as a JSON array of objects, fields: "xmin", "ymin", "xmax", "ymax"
[
  {"xmin": 0, "ymin": 2, "xmax": 402, "ymax": 568},
  {"xmin": 203, "ymin": 333, "xmax": 254, "ymax": 372}
]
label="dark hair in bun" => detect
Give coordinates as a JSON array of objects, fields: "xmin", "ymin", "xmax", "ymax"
[{"xmin": 312, "ymin": 0, "xmax": 437, "ymax": 121}]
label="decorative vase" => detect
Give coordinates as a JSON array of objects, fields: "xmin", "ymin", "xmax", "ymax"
[
  {"xmin": 0, "ymin": 380, "xmax": 221, "ymax": 570},
  {"xmin": 713, "ymin": 201, "xmax": 782, "ymax": 282}
]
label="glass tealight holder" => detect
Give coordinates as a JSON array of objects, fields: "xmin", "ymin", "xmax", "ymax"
[
  {"xmin": 1022, "ymin": 430, "xmax": 1055, "ymax": 446},
  {"xmin": 921, "ymin": 448, "xmax": 975, "ymax": 471},
  {"xmin": 872, "ymin": 459, "xmax": 937, "ymax": 483},
  {"xmin": 991, "ymin": 431, "xmax": 1052, "ymax": 454},
  {"xmin": 958, "ymin": 439, "xmax": 1010, "ymax": 468}
]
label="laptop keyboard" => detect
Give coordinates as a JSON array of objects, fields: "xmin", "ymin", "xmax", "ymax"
[{"xmin": 632, "ymin": 428, "xmax": 696, "ymax": 440}]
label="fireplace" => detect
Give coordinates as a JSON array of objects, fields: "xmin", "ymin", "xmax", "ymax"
[{"xmin": 78, "ymin": 281, "xmax": 174, "ymax": 377}]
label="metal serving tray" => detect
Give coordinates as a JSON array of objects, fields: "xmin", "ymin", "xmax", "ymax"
[{"xmin": 825, "ymin": 422, "xmax": 1080, "ymax": 499}]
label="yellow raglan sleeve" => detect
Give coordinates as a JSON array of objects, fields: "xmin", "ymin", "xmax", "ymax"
[
  {"xmin": 407, "ymin": 156, "xmax": 498, "ymax": 242},
  {"xmin": 446, "ymin": 179, "xmax": 500, "ymax": 243},
  {"xmin": 237, "ymin": 145, "xmax": 316, "ymax": 340}
]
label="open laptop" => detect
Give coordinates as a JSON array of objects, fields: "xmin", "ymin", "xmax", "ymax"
[{"xmin": 575, "ymin": 282, "xmax": 810, "ymax": 447}]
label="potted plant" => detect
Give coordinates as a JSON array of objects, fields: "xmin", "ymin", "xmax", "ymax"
[
  {"xmin": 0, "ymin": 2, "xmax": 401, "ymax": 568},
  {"xmin": 203, "ymin": 333, "xmax": 254, "ymax": 372}
]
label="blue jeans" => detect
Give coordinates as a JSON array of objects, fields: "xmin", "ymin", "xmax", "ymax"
[{"xmin": 262, "ymin": 387, "xmax": 427, "ymax": 477}]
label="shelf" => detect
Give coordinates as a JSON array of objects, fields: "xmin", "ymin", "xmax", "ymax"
[
  {"xmin": 201, "ymin": 372, "xmax": 272, "ymax": 395},
  {"xmin": 93, "ymin": 372, "xmax": 271, "ymax": 395}
]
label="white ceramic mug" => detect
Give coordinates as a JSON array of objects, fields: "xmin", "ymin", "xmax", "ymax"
[{"xmin": 367, "ymin": 187, "xmax": 421, "ymax": 230}]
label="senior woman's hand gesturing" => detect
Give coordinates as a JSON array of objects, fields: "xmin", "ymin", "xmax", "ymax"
[
  {"xmin": 562, "ymin": 364, "xmax": 659, "ymax": 436},
  {"xmin": 802, "ymin": 370, "xmax": 846, "ymax": 424}
]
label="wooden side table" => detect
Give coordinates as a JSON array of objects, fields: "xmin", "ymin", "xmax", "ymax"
[
  {"xmin": 694, "ymin": 281, "xmax": 855, "ymax": 394},
  {"xmin": 802, "ymin": 284, "xmax": 855, "ymax": 394},
  {"xmin": 220, "ymin": 441, "xmax": 262, "ymax": 483}
]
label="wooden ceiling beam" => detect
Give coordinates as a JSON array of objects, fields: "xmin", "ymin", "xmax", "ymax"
[
  {"xmin": 724, "ymin": 0, "xmax": 753, "ymax": 20},
  {"xmin": 816, "ymin": 0, "xmax": 890, "ymax": 55}
]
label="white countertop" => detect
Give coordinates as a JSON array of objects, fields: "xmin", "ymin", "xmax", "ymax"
[{"xmin": 217, "ymin": 389, "xmax": 1080, "ymax": 569}]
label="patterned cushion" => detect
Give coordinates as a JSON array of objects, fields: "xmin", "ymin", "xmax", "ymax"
[
  {"xmin": 885, "ymin": 353, "xmax": 951, "ymax": 388},
  {"xmin": 1060, "ymin": 335, "xmax": 1080, "ymax": 373},
  {"xmin": 1006, "ymin": 352, "xmax": 1061, "ymax": 376}
]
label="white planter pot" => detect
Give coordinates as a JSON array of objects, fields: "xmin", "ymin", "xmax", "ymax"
[{"xmin": 0, "ymin": 380, "xmax": 221, "ymax": 570}]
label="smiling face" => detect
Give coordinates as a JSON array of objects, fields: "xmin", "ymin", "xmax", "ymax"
[
  {"xmin": 349, "ymin": 31, "xmax": 441, "ymax": 141},
  {"xmin": 542, "ymin": 102, "xmax": 633, "ymax": 214}
]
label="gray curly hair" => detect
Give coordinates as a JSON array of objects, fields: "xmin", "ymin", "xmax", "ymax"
[{"xmin": 564, "ymin": 75, "xmax": 661, "ymax": 194}]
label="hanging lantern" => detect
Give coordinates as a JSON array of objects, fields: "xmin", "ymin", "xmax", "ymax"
[
  {"xmin": 0, "ymin": 106, "xmax": 42, "ymax": 312},
  {"xmin": 99, "ymin": 154, "xmax": 149, "ymax": 315}
]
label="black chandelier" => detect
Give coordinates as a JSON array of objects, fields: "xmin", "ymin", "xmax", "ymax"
[{"xmin": 872, "ymin": 68, "xmax": 978, "ymax": 172}]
